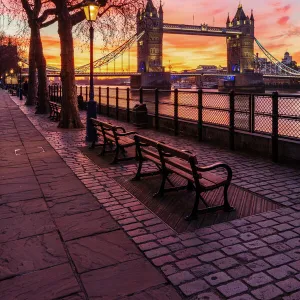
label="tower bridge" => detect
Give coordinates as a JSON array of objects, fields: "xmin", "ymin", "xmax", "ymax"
[{"xmin": 41, "ymin": 0, "xmax": 300, "ymax": 90}]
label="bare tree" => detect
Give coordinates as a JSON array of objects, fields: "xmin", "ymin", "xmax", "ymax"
[
  {"xmin": 50, "ymin": 0, "xmax": 144, "ymax": 128},
  {"xmin": 20, "ymin": 1, "xmax": 57, "ymax": 113},
  {"xmin": 0, "ymin": 0, "xmax": 56, "ymax": 113},
  {"xmin": 2, "ymin": 0, "xmax": 145, "ymax": 128}
]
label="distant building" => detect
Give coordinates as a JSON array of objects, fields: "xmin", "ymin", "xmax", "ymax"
[
  {"xmin": 282, "ymin": 52, "xmax": 292, "ymax": 65},
  {"xmin": 282, "ymin": 52, "xmax": 298, "ymax": 70},
  {"xmin": 196, "ymin": 65, "xmax": 226, "ymax": 74}
]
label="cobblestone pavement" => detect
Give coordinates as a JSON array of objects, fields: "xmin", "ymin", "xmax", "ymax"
[{"xmin": 4, "ymin": 90, "xmax": 300, "ymax": 299}]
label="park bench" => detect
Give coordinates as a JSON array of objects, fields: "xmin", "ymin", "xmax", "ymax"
[
  {"xmin": 49, "ymin": 101, "xmax": 61, "ymax": 121},
  {"xmin": 134, "ymin": 134, "xmax": 234, "ymax": 220},
  {"xmin": 90, "ymin": 118, "xmax": 137, "ymax": 164},
  {"xmin": 9, "ymin": 88, "xmax": 17, "ymax": 96}
]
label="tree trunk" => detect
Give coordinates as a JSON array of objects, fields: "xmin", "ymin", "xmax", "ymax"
[
  {"xmin": 25, "ymin": 27, "xmax": 37, "ymax": 106},
  {"xmin": 35, "ymin": 26, "xmax": 49, "ymax": 114},
  {"xmin": 56, "ymin": 2, "xmax": 83, "ymax": 128}
]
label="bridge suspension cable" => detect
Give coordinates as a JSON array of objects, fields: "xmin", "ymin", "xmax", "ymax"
[
  {"xmin": 255, "ymin": 38, "xmax": 300, "ymax": 76},
  {"xmin": 75, "ymin": 31, "xmax": 145, "ymax": 74},
  {"xmin": 20, "ymin": 58, "xmax": 61, "ymax": 74}
]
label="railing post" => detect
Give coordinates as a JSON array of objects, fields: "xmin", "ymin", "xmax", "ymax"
[
  {"xmin": 250, "ymin": 94, "xmax": 255, "ymax": 133},
  {"xmin": 126, "ymin": 87, "xmax": 130, "ymax": 122},
  {"xmin": 229, "ymin": 90, "xmax": 235, "ymax": 151},
  {"xmin": 198, "ymin": 89, "xmax": 203, "ymax": 141},
  {"xmin": 59, "ymin": 86, "xmax": 62, "ymax": 103},
  {"xmin": 139, "ymin": 87, "xmax": 143, "ymax": 104},
  {"xmin": 107, "ymin": 86, "xmax": 109, "ymax": 116},
  {"xmin": 98, "ymin": 86, "xmax": 101, "ymax": 114},
  {"xmin": 80, "ymin": 86, "xmax": 83, "ymax": 97},
  {"xmin": 116, "ymin": 87, "xmax": 119, "ymax": 120},
  {"xmin": 272, "ymin": 91, "xmax": 279, "ymax": 162},
  {"xmin": 56, "ymin": 85, "xmax": 59, "ymax": 102},
  {"xmin": 174, "ymin": 88, "xmax": 179, "ymax": 136},
  {"xmin": 86, "ymin": 86, "xmax": 88, "ymax": 102},
  {"xmin": 48, "ymin": 86, "xmax": 51, "ymax": 100},
  {"xmin": 155, "ymin": 88, "xmax": 159, "ymax": 130}
]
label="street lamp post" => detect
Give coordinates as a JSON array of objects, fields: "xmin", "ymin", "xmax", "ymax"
[
  {"xmin": 5, "ymin": 73, "xmax": 8, "ymax": 89},
  {"xmin": 18, "ymin": 61, "xmax": 23, "ymax": 100},
  {"xmin": 83, "ymin": 0, "xmax": 107, "ymax": 142},
  {"xmin": 10, "ymin": 69, "xmax": 14, "ymax": 87}
]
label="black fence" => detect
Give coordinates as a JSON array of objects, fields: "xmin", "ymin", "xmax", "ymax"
[{"xmin": 48, "ymin": 85, "xmax": 300, "ymax": 162}]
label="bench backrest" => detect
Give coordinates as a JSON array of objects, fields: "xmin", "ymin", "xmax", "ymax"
[
  {"xmin": 134, "ymin": 134, "xmax": 160, "ymax": 160},
  {"xmin": 135, "ymin": 135, "xmax": 159, "ymax": 148},
  {"xmin": 157, "ymin": 143, "xmax": 199, "ymax": 177}
]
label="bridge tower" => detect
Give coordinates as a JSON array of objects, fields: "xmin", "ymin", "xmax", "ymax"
[
  {"xmin": 226, "ymin": 4, "xmax": 255, "ymax": 73},
  {"xmin": 137, "ymin": 0, "xmax": 164, "ymax": 72},
  {"xmin": 133, "ymin": 0, "xmax": 170, "ymax": 88}
]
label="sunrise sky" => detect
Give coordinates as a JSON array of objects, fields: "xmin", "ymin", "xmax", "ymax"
[{"xmin": 6, "ymin": 0, "xmax": 300, "ymax": 71}]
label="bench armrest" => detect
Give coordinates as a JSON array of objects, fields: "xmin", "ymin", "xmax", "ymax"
[
  {"xmin": 160, "ymin": 151, "xmax": 173, "ymax": 158},
  {"xmin": 117, "ymin": 131, "xmax": 137, "ymax": 137},
  {"xmin": 197, "ymin": 163, "xmax": 232, "ymax": 182},
  {"xmin": 182, "ymin": 150, "xmax": 192, "ymax": 154},
  {"xmin": 115, "ymin": 126, "xmax": 126, "ymax": 133}
]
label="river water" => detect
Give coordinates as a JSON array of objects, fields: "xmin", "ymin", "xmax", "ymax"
[{"xmin": 76, "ymin": 85, "xmax": 300, "ymax": 139}]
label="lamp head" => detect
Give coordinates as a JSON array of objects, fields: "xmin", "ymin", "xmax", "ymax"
[
  {"xmin": 18, "ymin": 61, "xmax": 23, "ymax": 68},
  {"xmin": 10, "ymin": 69, "xmax": 14, "ymax": 74},
  {"xmin": 83, "ymin": 0, "xmax": 107, "ymax": 21}
]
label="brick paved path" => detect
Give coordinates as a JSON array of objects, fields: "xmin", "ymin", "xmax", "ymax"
[{"xmin": 3, "ymin": 89, "xmax": 300, "ymax": 299}]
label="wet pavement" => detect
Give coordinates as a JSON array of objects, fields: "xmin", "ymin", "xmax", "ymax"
[{"xmin": 2, "ymin": 89, "xmax": 300, "ymax": 299}]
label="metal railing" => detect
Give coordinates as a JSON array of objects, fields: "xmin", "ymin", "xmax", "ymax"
[{"xmin": 48, "ymin": 85, "xmax": 300, "ymax": 162}]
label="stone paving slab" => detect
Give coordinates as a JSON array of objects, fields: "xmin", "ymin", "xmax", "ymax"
[
  {"xmin": 0, "ymin": 176, "xmax": 40, "ymax": 195},
  {"xmin": 0, "ymin": 211, "xmax": 56, "ymax": 242},
  {"xmin": 0, "ymin": 165, "xmax": 35, "ymax": 180},
  {"xmin": 0, "ymin": 198, "xmax": 48, "ymax": 219},
  {"xmin": 56, "ymin": 209, "xmax": 119, "ymax": 241},
  {"xmin": 40, "ymin": 179, "xmax": 88, "ymax": 199},
  {"xmin": 47, "ymin": 193, "xmax": 101, "ymax": 218},
  {"xmin": 67, "ymin": 230, "xmax": 143, "ymax": 273},
  {"xmin": 0, "ymin": 189, "xmax": 44, "ymax": 204},
  {"xmin": 0, "ymin": 263, "xmax": 81, "ymax": 300},
  {"xmin": 81, "ymin": 258, "xmax": 167, "ymax": 299},
  {"xmin": 0, "ymin": 231, "xmax": 68, "ymax": 280}
]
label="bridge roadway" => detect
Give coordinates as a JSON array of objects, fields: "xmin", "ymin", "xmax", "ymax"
[
  {"xmin": 163, "ymin": 23, "xmax": 242, "ymax": 37},
  {"xmin": 42, "ymin": 72, "xmax": 300, "ymax": 80}
]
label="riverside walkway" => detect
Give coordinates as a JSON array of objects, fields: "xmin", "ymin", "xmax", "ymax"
[{"xmin": 2, "ymin": 89, "xmax": 300, "ymax": 299}]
